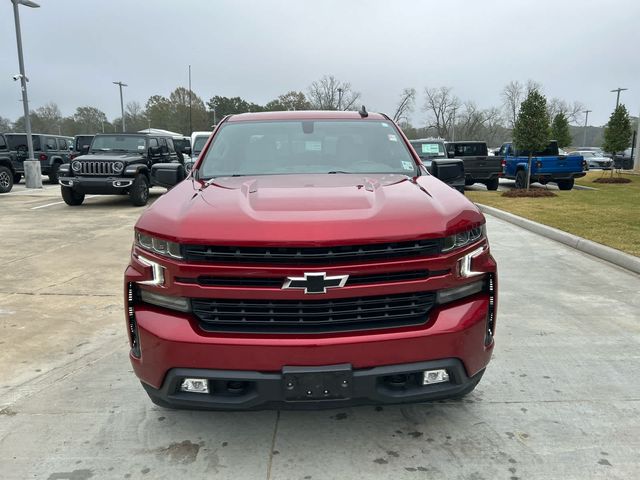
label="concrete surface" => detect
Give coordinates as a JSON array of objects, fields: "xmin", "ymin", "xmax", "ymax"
[
  {"xmin": 478, "ymin": 204, "xmax": 640, "ymax": 275},
  {"xmin": 1, "ymin": 187, "xmax": 639, "ymax": 479}
]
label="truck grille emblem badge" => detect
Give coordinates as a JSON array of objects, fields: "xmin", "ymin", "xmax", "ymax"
[{"xmin": 282, "ymin": 272, "xmax": 349, "ymax": 294}]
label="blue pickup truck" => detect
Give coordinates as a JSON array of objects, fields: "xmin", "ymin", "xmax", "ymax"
[{"xmin": 497, "ymin": 140, "xmax": 586, "ymax": 190}]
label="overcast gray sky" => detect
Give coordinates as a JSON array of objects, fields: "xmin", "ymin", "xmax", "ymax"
[{"xmin": 1, "ymin": 0, "xmax": 638, "ymax": 127}]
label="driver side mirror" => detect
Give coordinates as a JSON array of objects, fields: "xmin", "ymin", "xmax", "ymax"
[
  {"xmin": 182, "ymin": 146, "xmax": 192, "ymax": 155},
  {"xmin": 148, "ymin": 146, "xmax": 161, "ymax": 157}
]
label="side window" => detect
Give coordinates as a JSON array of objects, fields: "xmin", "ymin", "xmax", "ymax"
[
  {"xmin": 159, "ymin": 138, "xmax": 168, "ymax": 154},
  {"xmin": 0, "ymin": 136, "xmax": 6, "ymax": 150},
  {"xmin": 166, "ymin": 138, "xmax": 175, "ymax": 153},
  {"xmin": 45, "ymin": 137, "xmax": 57, "ymax": 150},
  {"xmin": 57, "ymin": 138, "xmax": 68, "ymax": 150},
  {"xmin": 148, "ymin": 138, "xmax": 158, "ymax": 150}
]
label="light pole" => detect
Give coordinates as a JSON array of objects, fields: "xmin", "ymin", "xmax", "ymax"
[
  {"xmin": 337, "ymin": 88, "xmax": 343, "ymax": 111},
  {"xmin": 113, "ymin": 81, "xmax": 127, "ymax": 132},
  {"xmin": 582, "ymin": 109, "xmax": 592, "ymax": 147},
  {"xmin": 12, "ymin": 0, "xmax": 41, "ymax": 189},
  {"xmin": 610, "ymin": 87, "xmax": 628, "ymax": 109},
  {"xmin": 188, "ymin": 65, "xmax": 192, "ymax": 135}
]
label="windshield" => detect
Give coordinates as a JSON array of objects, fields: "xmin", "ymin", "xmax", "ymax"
[
  {"xmin": 91, "ymin": 135, "xmax": 146, "ymax": 152},
  {"xmin": 75, "ymin": 136, "xmax": 94, "ymax": 151},
  {"xmin": 410, "ymin": 141, "xmax": 446, "ymax": 158},
  {"xmin": 199, "ymin": 120, "xmax": 417, "ymax": 178},
  {"xmin": 192, "ymin": 136, "xmax": 209, "ymax": 155}
]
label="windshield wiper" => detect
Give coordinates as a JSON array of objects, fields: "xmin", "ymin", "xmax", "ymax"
[{"xmin": 327, "ymin": 170, "xmax": 353, "ymax": 174}]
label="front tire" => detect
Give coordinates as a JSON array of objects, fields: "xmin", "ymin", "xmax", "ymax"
[
  {"xmin": 129, "ymin": 174, "xmax": 149, "ymax": 206},
  {"xmin": 485, "ymin": 177, "xmax": 499, "ymax": 191},
  {"xmin": 514, "ymin": 169, "xmax": 528, "ymax": 189},
  {"xmin": 556, "ymin": 178, "xmax": 574, "ymax": 191},
  {"xmin": 61, "ymin": 186, "xmax": 85, "ymax": 205},
  {"xmin": 0, "ymin": 166, "xmax": 14, "ymax": 193}
]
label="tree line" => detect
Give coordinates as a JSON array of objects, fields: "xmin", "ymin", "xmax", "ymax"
[{"xmin": 0, "ymin": 74, "xmax": 629, "ymax": 148}]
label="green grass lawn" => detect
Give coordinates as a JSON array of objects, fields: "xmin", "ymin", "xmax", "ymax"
[{"xmin": 466, "ymin": 172, "xmax": 640, "ymax": 257}]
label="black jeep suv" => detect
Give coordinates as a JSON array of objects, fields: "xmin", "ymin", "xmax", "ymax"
[{"xmin": 58, "ymin": 133, "xmax": 183, "ymax": 206}]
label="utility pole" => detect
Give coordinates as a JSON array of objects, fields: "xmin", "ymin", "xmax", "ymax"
[
  {"xmin": 337, "ymin": 88, "xmax": 343, "ymax": 111},
  {"xmin": 113, "ymin": 81, "xmax": 127, "ymax": 132},
  {"xmin": 582, "ymin": 109, "xmax": 592, "ymax": 147},
  {"xmin": 610, "ymin": 87, "xmax": 628, "ymax": 109},
  {"xmin": 188, "ymin": 65, "xmax": 192, "ymax": 135},
  {"xmin": 12, "ymin": 0, "xmax": 42, "ymax": 189},
  {"xmin": 451, "ymin": 107, "xmax": 458, "ymax": 142}
]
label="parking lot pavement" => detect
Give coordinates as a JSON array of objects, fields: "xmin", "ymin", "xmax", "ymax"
[{"xmin": 1, "ymin": 193, "xmax": 639, "ymax": 479}]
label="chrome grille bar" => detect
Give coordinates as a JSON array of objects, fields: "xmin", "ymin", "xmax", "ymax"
[{"xmin": 79, "ymin": 161, "xmax": 116, "ymax": 176}]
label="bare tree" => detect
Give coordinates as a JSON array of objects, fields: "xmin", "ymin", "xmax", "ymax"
[
  {"xmin": 454, "ymin": 102, "xmax": 504, "ymax": 141},
  {"xmin": 502, "ymin": 80, "xmax": 543, "ymax": 128},
  {"xmin": 307, "ymin": 75, "xmax": 360, "ymax": 110},
  {"xmin": 547, "ymin": 98, "xmax": 584, "ymax": 125},
  {"xmin": 423, "ymin": 86, "xmax": 460, "ymax": 139},
  {"xmin": 501, "ymin": 81, "xmax": 523, "ymax": 128},
  {"xmin": 392, "ymin": 87, "xmax": 416, "ymax": 122}
]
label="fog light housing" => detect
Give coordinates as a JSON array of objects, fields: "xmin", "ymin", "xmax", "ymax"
[
  {"xmin": 180, "ymin": 378, "xmax": 209, "ymax": 394},
  {"xmin": 422, "ymin": 369, "xmax": 450, "ymax": 385}
]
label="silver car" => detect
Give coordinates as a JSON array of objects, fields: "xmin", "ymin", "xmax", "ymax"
[{"xmin": 569, "ymin": 150, "xmax": 613, "ymax": 169}]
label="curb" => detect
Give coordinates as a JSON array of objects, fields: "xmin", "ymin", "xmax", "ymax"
[{"xmin": 477, "ymin": 204, "xmax": 640, "ymax": 275}]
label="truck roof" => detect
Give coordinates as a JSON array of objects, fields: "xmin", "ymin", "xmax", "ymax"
[{"xmin": 227, "ymin": 110, "xmax": 388, "ymax": 122}]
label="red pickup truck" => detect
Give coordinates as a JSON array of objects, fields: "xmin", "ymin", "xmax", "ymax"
[{"xmin": 124, "ymin": 110, "xmax": 497, "ymax": 410}]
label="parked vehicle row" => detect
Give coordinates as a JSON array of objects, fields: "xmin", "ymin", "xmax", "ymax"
[
  {"xmin": 59, "ymin": 132, "xmax": 185, "ymax": 206},
  {"xmin": 0, "ymin": 132, "xmax": 74, "ymax": 192}
]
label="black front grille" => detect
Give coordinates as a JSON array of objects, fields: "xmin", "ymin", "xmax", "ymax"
[
  {"xmin": 192, "ymin": 291, "xmax": 436, "ymax": 333},
  {"xmin": 79, "ymin": 161, "xmax": 117, "ymax": 176},
  {"xmin": 178, "ymin": 270, "xmax": 440, "ymax": 288},
  {"xmin": 183, "ymin": 239, "xmax": 442, "ymax": 265}
]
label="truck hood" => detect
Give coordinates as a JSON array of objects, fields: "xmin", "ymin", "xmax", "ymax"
[
  {"xmin": 76, "ymin": 152, "xmax": 144, "ymax": 163},
  {"xmin": 137, "ymin": 174, "xmax": 483, "ymax": 245}
]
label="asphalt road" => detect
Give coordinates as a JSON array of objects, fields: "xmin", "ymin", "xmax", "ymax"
[{"xmin": 1, "ymin": 187, "xmax": 639, "ymax": 480}]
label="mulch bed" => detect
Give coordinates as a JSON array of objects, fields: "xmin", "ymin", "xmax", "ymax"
[
  {"xmin": 593, "ymin": 177, "xmax": 632, "ymax": 184},
  {"xmin": 502, "ymin": 189, "xmax": 557, "ymax": 198}
]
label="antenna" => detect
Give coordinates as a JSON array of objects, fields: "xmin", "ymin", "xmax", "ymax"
[{"xmin": 358, "ymin": 105, "xmax": 368, "ymax": 118}]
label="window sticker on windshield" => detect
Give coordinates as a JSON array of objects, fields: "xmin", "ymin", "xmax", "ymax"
[
  {"xmin": 402, "ymin": 161, "xmax": 414, "ymax": 171},
  {"xmin": 388, "ymin": 134, "xmax": 398, "ymax": 142},
  {"xmin": 305, "ymin": 141, "xmax": 322, "ymax": 152},
  {"xmin": 421, "ymin": 144, "xmax": 440, "ymax": 154},
  {"xmin": 138, "ymin": 145, "xmax": 145, "ymax": 150}
]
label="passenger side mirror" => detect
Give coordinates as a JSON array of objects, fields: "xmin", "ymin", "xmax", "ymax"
[
  {"xmin": 151, "ymin": 163, "xmax": 186, "ymax": 188},
  {"xmin": 431, "ymin": 159, "xmax": 465, "ymax": 184},
  {"xmin": 182, "ymin": 146, "xmax": 192, "ymax": 155}
]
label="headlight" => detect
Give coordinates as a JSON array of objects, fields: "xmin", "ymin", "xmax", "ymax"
[
  {"xmin": 113, "ymin": 161, "xmax": 124, "ymax": 173},
  {"xmin": 442, "ymin": 225, "xmax": 486, "ymax": 253},
  {"xmin": 72, "ymin": 161, "xmax": 82, "ymax": 172},
  {"xmin": 139, "ymin": 289, "xmax": 191, "ymax": 312},
  {"xmin": 135, "ymin": 230, "xmax": 183, "ymax": 259}
]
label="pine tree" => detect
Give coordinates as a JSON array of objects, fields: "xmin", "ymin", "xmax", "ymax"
[
  {"xmin": 602, "ymin": 104, "xmax": 632, "ymax": 174},
  {"xmin": 513, "ymin": 89, "xmax": 550, "ymax": 189},
  {"xmin": 551, "ymin": 113, "xmax": 572, "ymax": 148}
]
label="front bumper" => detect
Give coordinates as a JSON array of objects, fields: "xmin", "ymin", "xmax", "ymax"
[
  {"xmin": 142, "ymin": 359, "xmax": 485, "ymax": 410},
  {"xmin": 59, "ymin": 175, "xmax": 133, "ymax": 194},
  {"xmin": 129, "ymin": 291, "xmax": 494, "ymax": 409}
]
